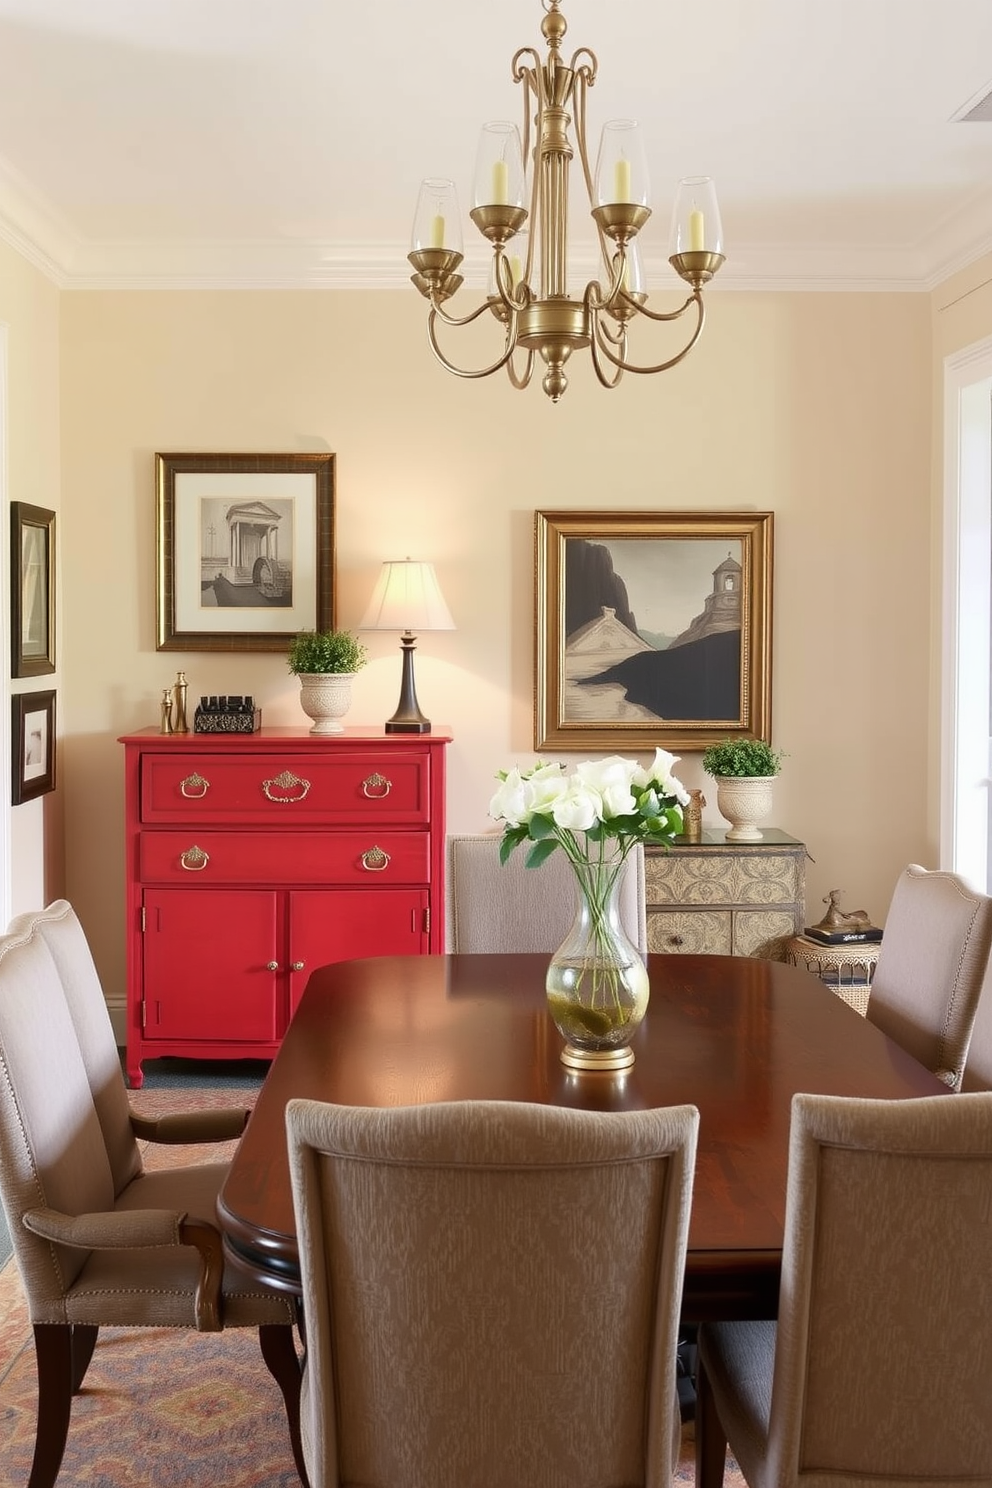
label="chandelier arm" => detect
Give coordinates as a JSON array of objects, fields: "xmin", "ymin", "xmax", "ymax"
[
  {"xmin": 426, "ymin": 309, "xmax": 519, "ymax": 380},
  {"xmin": 589, "ymin": 313, "xmax": 626, "ymax": 389},
  {"xmin": 592, "ymin": 297, "xmax": 708, "ymax": 376},
  {"xmin": 506, "ymin": 348, "xmax": 536, "ymax": 390},
  {"xmin": 632, "ymin": 288, "xmax": 702, "ymax": 325},
  {"xmin": 574, "ymin": 73, "xmax": 612, "ymax": 284},
  {"xmin": 429, "ymin": 294, "xmax": 504, "ymax": 331}
]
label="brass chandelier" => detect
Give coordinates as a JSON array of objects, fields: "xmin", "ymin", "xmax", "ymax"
[{"xmin": 408, "ymin": 0, "xmax": 725, "ymax": 404}]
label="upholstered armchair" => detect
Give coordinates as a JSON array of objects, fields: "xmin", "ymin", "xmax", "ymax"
[{"xmin": 0, "ymin": 900, "xmax": 305, "ymax": 1488}]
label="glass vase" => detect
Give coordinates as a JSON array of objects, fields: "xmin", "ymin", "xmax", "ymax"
[{"xmin": 546, "ymin": 863, "xmax": 649, "ymax": 1072}]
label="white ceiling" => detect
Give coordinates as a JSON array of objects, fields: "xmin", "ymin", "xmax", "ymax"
[{"xmin": 2, "ymin": 0, "xmax": 992, "ymax": 291}]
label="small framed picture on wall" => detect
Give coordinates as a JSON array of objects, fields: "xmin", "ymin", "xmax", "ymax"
[
  {"xmin": 10, "ymin": 503, "xmax": 56, "ymax": 678},
  {"xmin": 12, "ymin": 690, "xmax": 56, "ymax": 804}
]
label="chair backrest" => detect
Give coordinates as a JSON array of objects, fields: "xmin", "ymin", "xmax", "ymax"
[
  {"xmin": 866, "ymin": 863, "xmax": 992, "ymax": 1088},
  {"xmin": 962, "ymin": 960, "xmax": 992, "ymax": 1091},
  {"xmin": 7, "ymin": 899, "xmax": 141, "ymax": 1189},
  {"xmin": 765, "ymin": 1090, "xmax": 992, "ymax": 1485},
  {"xmin": 0, "ymin": 916, "xmax": 117, "ymax": 1309},
  {"xmin": 286, "ymin": 1097, "xmax": 698, "ymax": 1488},
  {"xmin": 445, "ymin": 833, "xmax": 648, "ymax": 954}
]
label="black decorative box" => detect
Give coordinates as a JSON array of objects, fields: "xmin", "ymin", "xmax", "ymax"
[{"xmin": 193, "ymin": 696, "xmax": 261, "ymax": 734}]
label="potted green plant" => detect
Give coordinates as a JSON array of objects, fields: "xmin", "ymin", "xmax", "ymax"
[
  {"xmin": 701, "ymin": 737, "xmax": 784, "ymax": 842},
  {"xmin": 287, "ymin": 629, "xmax": 367, "ymax": 734}
]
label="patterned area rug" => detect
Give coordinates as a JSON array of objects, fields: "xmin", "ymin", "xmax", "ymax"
[{"xmin": 0, "ymin": 1088, "xmax": 746, "ymax": 1487}]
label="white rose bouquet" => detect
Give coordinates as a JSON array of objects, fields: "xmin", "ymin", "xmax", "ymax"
[{"xmin": 489, "ymin": 749, "xmax": 689, "ymax": 876}]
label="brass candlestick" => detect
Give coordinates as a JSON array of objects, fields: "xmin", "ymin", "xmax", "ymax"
[
  {"xmin": 173, "ymin": 671, "xmax": 189, "ymax": 732},
  {"xmin": 159, "ymin": 689, "xmax": 174, "ymax": 735}
]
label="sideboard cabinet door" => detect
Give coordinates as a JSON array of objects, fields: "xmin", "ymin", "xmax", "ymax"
[{"xmin": 120, "ymin": 727, "xmax": 450, "ymax": 1087}]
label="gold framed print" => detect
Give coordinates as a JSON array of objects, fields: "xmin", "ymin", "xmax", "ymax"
[
  {"xmin": 11, "ymin": 503, "xmax": 55, "ymax": 678},
  {"xmin": 156, "ymin": 452, "xmax": 336, "ymax": 651},
  {"xmin": 535, "ymin": 509, "xmax": 774, "ymax": 753}
]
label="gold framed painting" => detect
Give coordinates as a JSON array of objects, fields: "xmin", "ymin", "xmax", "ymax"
[
  {"xmin": 156, "ymin": 452, "xmax": 336, "ymax": 652},
  {"xmin": 11, "ymin": 503, "xmax": 56, "ymax": 678},
  {"xmin": 535, "ymin": 509, "xmax": 774, "ymax": 753}
]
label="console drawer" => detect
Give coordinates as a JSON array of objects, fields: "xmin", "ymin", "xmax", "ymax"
[
  {"xmin": 140, "ymin": 751, "xmax": 431, "ymax": 826},
  {"xmin": 139, "ymin": 830, "xmax": 431, "ymax": 886}
]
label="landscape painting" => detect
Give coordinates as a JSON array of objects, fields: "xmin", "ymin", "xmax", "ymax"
[{"xmin": 535, "ymin": 510, "xmax": 773, "ymax": 753}]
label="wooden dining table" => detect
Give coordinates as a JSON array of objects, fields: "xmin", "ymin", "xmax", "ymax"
[{"xmin": 217, "ymin": 951, "xmax": 947, "ymax": 1321}]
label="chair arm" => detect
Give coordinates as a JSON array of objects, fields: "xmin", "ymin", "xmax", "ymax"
[
  {"xmin": 129, "ymin": 1107, "xmax": 251, "ymax": 1144},
  {"xmin": 22, "ymin": 1206, "xmax": 225, "ymax": 1332}
]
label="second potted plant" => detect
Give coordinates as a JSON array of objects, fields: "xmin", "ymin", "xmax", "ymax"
[
  {"xmin": 288, "ymin": 629, "xmax": 368, "ymax": 734},
  {"xmin": 701, "ymin": 737, "xmax": 784, "ymax": 842}
]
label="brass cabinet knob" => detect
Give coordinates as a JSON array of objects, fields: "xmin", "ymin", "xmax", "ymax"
[
  {"xmin": 266, "ymin": 961, "xmax": 279, "ymax": 972},
  {"xmin": 291, "ymin": 960, "xmax": 305, "ymax": 971}
]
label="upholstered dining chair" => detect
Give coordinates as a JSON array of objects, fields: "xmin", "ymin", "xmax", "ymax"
[
  {"xmin": 961, "ymin": 962, "xmax": 992, "ymax": 1091},
  {"xmin": 695, "ymin": 1089, "xmax": 992, "ymax": 1488},
  {"xmin": 865, "ymin": 863, "xmax": 992, "ymax": 1089},
  {"xmin": 286, "ymin": 1097, "xmax": 698, "ymax": 1488},
  {"xmin": 0, "ymin": 900, "xmax": 305, "ymax": 1488},
  {"xmin": 445, "ymin": 832, "xmax": 648, "ymax": 953}
]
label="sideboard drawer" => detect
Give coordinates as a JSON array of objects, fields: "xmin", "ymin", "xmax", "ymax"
[
  {"xmin": 140, "ymin": 751, "xmax": 431, "ymax": 826},
  {"xmin": 139, "ymin": 830, "xmax": 431, "ymax": 886},
  {"xmin": 648, "ymin": 911, "xmax": 732, "ymax": 955}
]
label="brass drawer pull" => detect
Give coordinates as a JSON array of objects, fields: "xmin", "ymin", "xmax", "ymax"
[
  {"xmin": 362, "ymin": 772, "xmax": 392, "ymax": 799},
  {"xmin": 361, "ymin": 846, "xmax": 390, "ymax": 872},
  {"xmin": 262, "ymin": 770, "xmax": 312, "ymax": 803},
  {"xmin": 179, "ymin": 772, "xmax": 209, "ymax": 799},
  {"xmin": 180, "ymin": 845, "xmax": 209, "ymax": 872}
]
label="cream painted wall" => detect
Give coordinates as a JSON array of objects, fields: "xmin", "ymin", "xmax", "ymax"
[
  {"xmin": 0, "ymin": 239, "xmax": 62, "ymax": 916},
  {"xmin": 58, "ymin": 287, "xmax": 932, "ymax": 1002}
]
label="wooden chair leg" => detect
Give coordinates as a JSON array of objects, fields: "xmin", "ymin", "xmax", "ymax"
[
  {"xmin": 30, "ymin": 1323, "xmax": 83, "ymax": 1488},
  {"xmin": 259, "ymin": 1322, "xmax": 308, "ymax": 1488},
  {"xmin": 695, "ymin": 1352, "xmax": 730, "ymax": 1488},
  {"xmin": 70, "ymin": 1322, "xmax": 99, "ymax": 1392}
]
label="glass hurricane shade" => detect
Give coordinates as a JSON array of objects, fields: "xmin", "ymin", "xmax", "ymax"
[
  {"xmin": 411, "ymin": 178, "xmax": 464, "ymax": 254},
  {"xmin": 669, "ymin": 175, "xmax": 724, "ymax": 256},
  {"xmin": 594, "ymin": 119, "xmax": 650, "ymax": 207},
  {"xmin": 473, "ymin": 121, "xmax": 526, "ymax": 209}
]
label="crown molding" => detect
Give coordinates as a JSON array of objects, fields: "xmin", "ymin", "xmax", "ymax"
[{"xmin": 0, "ymin": 191, "xmax": 975, "ymax": 296}]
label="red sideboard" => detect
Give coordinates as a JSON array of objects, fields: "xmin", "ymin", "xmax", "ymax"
[{"xmin": 119, "ymin": 726, "xmax": 450, "ymax": 1087}]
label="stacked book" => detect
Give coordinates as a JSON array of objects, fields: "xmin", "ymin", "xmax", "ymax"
[{"xmin": 802, "ymin": 923, "xmax": 882, "ymax": 946}]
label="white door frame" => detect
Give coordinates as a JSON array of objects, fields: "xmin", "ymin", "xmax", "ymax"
[{"xmin": 941, "ymin": 336, "xmax": 992, "ymax": 889}]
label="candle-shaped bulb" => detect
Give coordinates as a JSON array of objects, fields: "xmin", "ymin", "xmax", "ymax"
[
  {"xmin": 614, "ymin": 158, "xmax": 632, "ymax": 204},
  {"xmin": 491, "ymin": 160, "xmax": 509, "ymax": 206},
  {"xmin": 430, "ymin": 214, "xmax": 445, "ymax": 249},
  {"xmin": 689, "ymin": 208, "xmax": 705, "ymax": 252}
]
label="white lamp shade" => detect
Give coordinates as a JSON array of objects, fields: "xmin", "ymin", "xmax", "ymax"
[{"xmin": 359, "ymin": 560, "xmax": 456, "ymax": 632}]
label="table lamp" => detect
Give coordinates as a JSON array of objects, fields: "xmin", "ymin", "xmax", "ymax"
[{"xmin": 359, "ymin": 559, "xmax": 455, "ymax": 733}]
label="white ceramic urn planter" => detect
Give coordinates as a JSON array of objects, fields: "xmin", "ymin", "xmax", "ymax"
[
  {"xmin": 714, "ymin": 775, "xmax": 775, "ymax": 842},
  {"xmin": 298, "ymin": 672, "xmax": 356, "ymax": 735}
]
